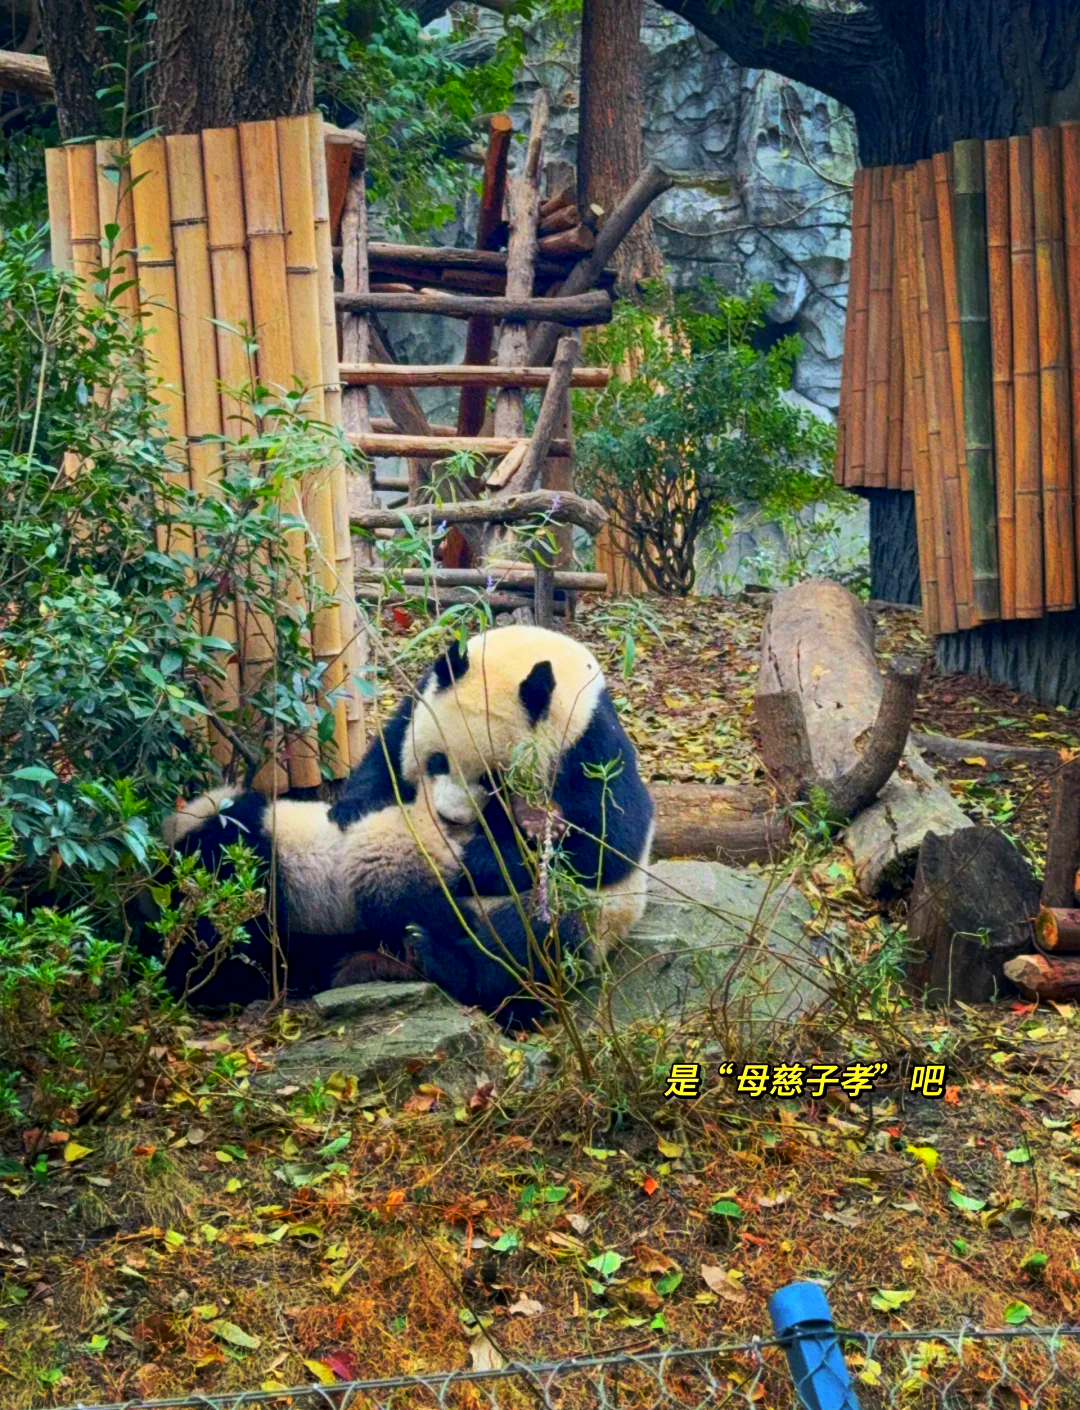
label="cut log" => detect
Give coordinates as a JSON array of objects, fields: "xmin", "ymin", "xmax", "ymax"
[
  {"xmin": 340, "ymin": 363, "xmax": 611, "ymax": 389},
  {"xmin": 538, "ymin": 202, "xmax": 583, "ymax": 236},
  {"xmin": 1041, "ymin": 757, "xmax": 1080, "ymax": 907},
  {"xmin": 349, "ymin": 433, "xmax": 571, "ymax": 459},
  {"xmin": 650, "ymin": 784, "xmax": 788, "ymax": 865},
  {"xmin": 539, "ymin": 184, "xmax": 577, "ymax": 221},
  {"xmin": 349, "ymin": 488, "xmax": 606, "ymax": 537},
  {"xmin": 537, "ymin": 225, "xmax": 595, "ymax": 258},
  {"xmin": 1004, "ymin": 952, "xmax": 1080, "ymax": 1001},
  {"xmin": 1034, "ymin": 905, "xmax": 1080, "ymax": 953},
  {"xmin": 907, "ymin": 827, "xmax": 1039, "ymax": 1004},
  {"xmin": 913, "ymin": 733, "xmax": 1060, "ymax": 767},
  {"xmin": 335, "ymin": 290, "xmax": 612, "ymax": 325},
  {"xmin": 0, "ymin": 51, "xmax": 54, "ymax": 102},
  {"xmin": 758, "ymin": 580, "xmax": 972, "ymax": 894}
]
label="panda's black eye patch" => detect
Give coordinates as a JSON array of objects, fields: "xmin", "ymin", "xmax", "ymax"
[
  {"xmin": 426, "ymin": 752, "xmax": 450, "ymax": 776},
  {"xmin": 519, "ymin": 660, "xmax": 555, "ymax": 724},
  {"xmin": 433, "ymin": 638, "xmax": 470, "ymax": 691}
]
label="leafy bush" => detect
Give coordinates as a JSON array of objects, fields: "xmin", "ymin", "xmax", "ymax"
[
  {"xmin": 0, "ymin": 223, "xmax": 359, "ymax": 899},
  {"xmin": 575, "ymin": 282, "xmax": 839, "ymax": 595}
]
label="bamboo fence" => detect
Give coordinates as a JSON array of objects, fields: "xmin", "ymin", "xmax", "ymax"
[
  {"xmin": 837, "ymin": 116, "xmax": 1080, "ymax": 635},
  {"xmin": 45, "ymin": 117, "xmax": 369, "ymax": 791}
]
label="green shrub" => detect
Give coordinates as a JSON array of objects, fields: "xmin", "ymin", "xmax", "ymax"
[{"xmin": 575, "ymin": 281, "xmax": 840, "ymax": 596}]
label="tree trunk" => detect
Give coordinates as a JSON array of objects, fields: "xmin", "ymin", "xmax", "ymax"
[
  {"xmin": 577, "ymin": 0, "xmax": 665, "ymax": 290},
  {"xmin": 39, "ymin": 0, "xmax": 317, "ymax": 139}
]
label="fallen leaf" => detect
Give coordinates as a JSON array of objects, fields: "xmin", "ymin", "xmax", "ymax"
[
  {"xmin": 469, "ymin": 1332, "xmax": 504, "ymax": 1372},
  {"xmin": 303, "ymin": 1359, "xmax": 338, "ymax": 1385},
  {"xmin": 211, "ymin": 1320, "xmax": 261, "ymax": 1350},
  {"xmin": 642, "ymin": 1175, "xmax": 658, "ymax": 1196},
  {"xmin": 700, "ymin": 1265, "xmax": 746, "ymax": 1302},
  {"xmin": 871, "ymin": 1289, "xmax": 915, "ymax": 1312},
  {"xmin": 508, "ymin": 1297, "xmax": 544, "ymax": 1317},
  {"xmin": 185, "ymin": 1126, "xmax": 207, "ymax": 1145},
  {"xmin": 63, "ymin": 1141, "xmax": 93, "ymax": 1164},
  {"xmin": 1004, "ymin": 1300, "xmax": 1033, "ymax": 1325},
  {"xmin": 635, "ymin": 1246, "xmax": 678, "ymax": 1275},
  {"xmin": 906, "ymin": 1144, "xmax": 939, "ymax": 1173}
]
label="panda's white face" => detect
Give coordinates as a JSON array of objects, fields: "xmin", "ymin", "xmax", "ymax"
[{"xmin": 402, "ymin": 626, "xmax": 605, "ymax": 803}]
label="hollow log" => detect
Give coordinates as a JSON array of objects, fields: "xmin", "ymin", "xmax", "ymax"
[
  {"xmin": 1004, "ymin": 952, "xmax": 1080, "ymax": 1001},
  {"xmin": 1041, "ymin": 757, "xmax": 1080, "ymax": 908},
  {"xmin": 349, "ymin": 488, "xmax": 607, "ymax": 537},
  {"xmin": 758, "ymin": 580, "xmax": 972, "ymax": 894},
  {"xmin": 907, "ymin": 826, "xmax": 1039, "ymax": 1005},
  {"xmin": 649, "ymin": 784, "xmax": 787, "ymax": 865},
  {"xmin": 336, "ymin": 289, "xmax": 613, "ymax": 326}
]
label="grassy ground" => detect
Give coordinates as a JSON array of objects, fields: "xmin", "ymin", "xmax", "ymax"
[{"xmin": 3, "ymin": 597, "xmax": 1080, "ymax": 1408}]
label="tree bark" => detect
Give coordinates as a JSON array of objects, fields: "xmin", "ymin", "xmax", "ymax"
[
  {"xmin": 39, "ymin": 0, "xmax": 317, "ymax": 139},
  {"xmin": 578, "ymin": 0, "xmax": 665, "ymax": 290},
  {"xmin": 650, "ymin": 783, "xmax": 788, "ymax": 865}
]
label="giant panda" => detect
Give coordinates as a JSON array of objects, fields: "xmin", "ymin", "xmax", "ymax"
[{"xmin": 158, "ymin": 625, "xmax": 654, "ymax": 1026}]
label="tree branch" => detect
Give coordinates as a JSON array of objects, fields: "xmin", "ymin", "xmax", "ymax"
[{"xmin": 651, "ymin": 0, "xmax": 892, "ymax": 114}]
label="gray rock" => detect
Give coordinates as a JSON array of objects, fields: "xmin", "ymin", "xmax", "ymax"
[
  {"xmin": 259, "ymin": 983, "xmax": 493, "ymax": 1098},
  {"xmin": 583, "ymin": 860, "xmax": 822, "ymax": 1033}
]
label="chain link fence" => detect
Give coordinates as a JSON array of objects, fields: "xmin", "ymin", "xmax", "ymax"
[{"xmin": 53, "ymin": 1323, "xmax": 1080, "ymax": 1410}]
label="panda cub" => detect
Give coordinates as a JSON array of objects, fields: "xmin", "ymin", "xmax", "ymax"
[{"xmin": 160, "ymin": 625, "xmax": 654, "ymax": 1025}]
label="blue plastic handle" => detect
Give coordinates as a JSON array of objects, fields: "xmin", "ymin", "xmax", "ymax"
[{"xmin": 768, "ymin": 1282, "xmax": 861, "ymax": 1410}]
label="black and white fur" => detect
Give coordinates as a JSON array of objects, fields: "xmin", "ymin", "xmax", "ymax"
[{"xmin": 159, "ymin": 626, "xmax": 654, "ymax": 1025}]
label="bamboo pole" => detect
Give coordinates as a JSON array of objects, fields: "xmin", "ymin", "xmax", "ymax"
[
  {"xmin": 846, "ymin": 168, "xmax": 872, "ymax": 488},
  {"xmin": 162, "ymin": 134, "xmax": 243, "ymax": 768},
  {"xmin": 1009, "ymin": 135, "xmax": 1044, "ymax": 620},
  {"xmin": 203, "ymin": 126, "xmax": 284, "ymax": 793},
  {"xmin": 66, "ymin": 143, "xmax": 100, "ymax": 308},
  {"xmin": 239, "ymin": 119, "xmax": 321, "ymax": 789},
  {"xmin": 309, "ymin": 111, "xmax": 366, "ymax": 767},
  {"xmin": 952, "ymin": 138, "xmax": 1001, "ymax": 621},
  {"xmin": 45, "ymin": 149, "xmax": 72, "ymax": 271},
  {"xmin": 278, "ymin": 113, "xmax": 351, "ymax": 779},
  {"xmin": 95, "ymin": 139, "xmax": 139, "ymax": 325},
  {"xmin": 1032, "ymin": 125, "xmax": 1077, "ymax": 612},
  {"xmin": 933, "ymin": 151, "xmax": 974, "ymax": 626},
  {"xmin": 885, "ymin": 166, "xmax": 907, "ymax": 490},
  {"xmin": 865, "ymin": 166, "xmax": 893, "ymax": 488},
  {"xmin": 985, "ymin": 139, "xmax": 1016, "ymax": 621},
  {"xmin": 1062, "ymin": 121, "xmax": 1080, "ymax": 577},
  {"xmin": 915, "ymin": 160, "xmax": 960, "ymax": 634},
  {"xmin": 895, "ymin": 171, "xmax": 939, "ymax": 634}
]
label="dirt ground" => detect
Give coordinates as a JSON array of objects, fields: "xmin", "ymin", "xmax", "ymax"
[{"xmin": 3, "ymin": 595, "xmax": 1080, "ymax": 1408}]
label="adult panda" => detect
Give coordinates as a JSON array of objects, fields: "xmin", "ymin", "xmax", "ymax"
[{"xmin": 159, "ymin": 625, "xmax": 654, "ymax": 1025}]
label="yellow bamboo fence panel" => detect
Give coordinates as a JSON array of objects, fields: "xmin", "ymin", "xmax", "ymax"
[
  {"xmin": 933, "ymin": 151, "xmax": 975, "ymax": 625},
  {"xmin": 1031, "ymin": 126, "xmax": 1076, "ymax": 612},
  {"xmin": 865, "ymin": 165, "xmax": 893, "ymax": 488},
  {"xmin": 1009, "ymin": 135, "xmax": 1045, "ymax": 620},
  {"xmin": 66, "ymin": 144, "xmax": 100, "ymax": 309},
  {"xmin": 985, "ymin": 138, "xmax": 1016, "ymax": 620},
  {"xmin": 277, "ymin": 113, "xmax": 351, "ymax": 778},
  {"xmin": 885, "ymin": 166, "xmax": 908, "ymax": 490},
  {"xmin": 846, "ymin": 168, "xmax": 872, "ymax": 488},
  {"xmin": 238, "ymin": 119, "xmax": 321, "ymax": 789},
  {"xmin": 95, "ymin": 139, "xmax": 139, "ymax": 326},
  {"xmin": 162, "ymin": 133, "xmax": 247, "ymax": 769},
  {"xmin": 45, "ymin": 149, "xmax": 72, "ymax": 271},
  {"xmin": 310, "ymin": 114, "xmax": 367, "ymax": 767},
  {"xmin": 894, "ymin": 170, "xmax": 938, "ymax": 633},
  {"xmin": 1062, "ymin": 121, "xmax": 1080, "ymax": 572}
]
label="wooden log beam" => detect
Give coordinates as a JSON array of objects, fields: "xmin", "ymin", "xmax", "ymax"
[
  {"xmin": 913, "ymin": 732, "xmax": 1060, "ymax": 767},
  {"xmin": 538, "ymin": 203, "xmax": 582, "ymax": 237},
  {"xmin": 0, "ymin": 51, "xmax": 54, "ymax": 102},
  {"xmin": 341, "ymin": 363, "xmax": 612, "ymax": 389},
  {"xmin": 349, "ymin": 488, "xmax": 607, "ymax": 537},
  {"xmin": 335, "ymin": 289, "xmax": 613, "ymax": 326},
  {"xmin": 355, "ymin": 567, "xmax": 608, "ymax": 591},
  {"xmin": 650, "ymin": 784, "xmax": 788, "ymax": 865},
  {"xmin": 497, "ymin": 332, "xmax": 579, "ymax": 499},
  {"xmin": 758, "ymin": 579, "xmax": 972, "ymax": 894},
  {"xmin": 529, "ymin": 164, "xmax": 674, "ymax": 365},
  {"xmin": 1004, "ymin": 951, "xmax": 1080, "ymax": 1000},
  {"xmin": 349, "ymin": 432, "xmax": 572, "ymax": 458},
  {"xmin": 366, "ymin": 241, "xmax": 581, "ymax": 278},
  {"xmin": 355, "ymin": 584, "xmax": 567, "ymax": 616},
  {"xmin": 537, "ymin": 224, "xmax": 595, "ymax": 258},
  {"xmin": 1035, "ymin": 905, "xmax": 1080, "ymax": 953}
]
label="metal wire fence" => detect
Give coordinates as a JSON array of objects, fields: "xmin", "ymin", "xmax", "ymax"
[{"xmin": 54, "ymin": 1323, "xmax": 1080, "ymax": 1410}]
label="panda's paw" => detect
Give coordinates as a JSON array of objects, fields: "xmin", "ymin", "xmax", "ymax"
[{"xmin": 511, "ymin": 796, "xmax": 567, "ymax": 846}]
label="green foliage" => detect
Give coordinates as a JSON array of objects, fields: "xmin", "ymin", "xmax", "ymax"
[
  {"xmin": 575, "ymin": 281, "xmax": 838, "ymax": 596},
  {"xmin": 316, "ymin": 1, "xmax": 524, "ymax": 234},
  {"xmin": 0, "ymin": 223, "xmax": 358, "ymax": 901}
]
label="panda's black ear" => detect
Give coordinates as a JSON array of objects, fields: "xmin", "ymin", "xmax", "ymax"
[
  {"xmin": 433, "ymin": 637, "xmax": 470, "ymax": 691},
  {"xmin": 519, "ymin": 660, "xmax": 555, "ymax": 724}
]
